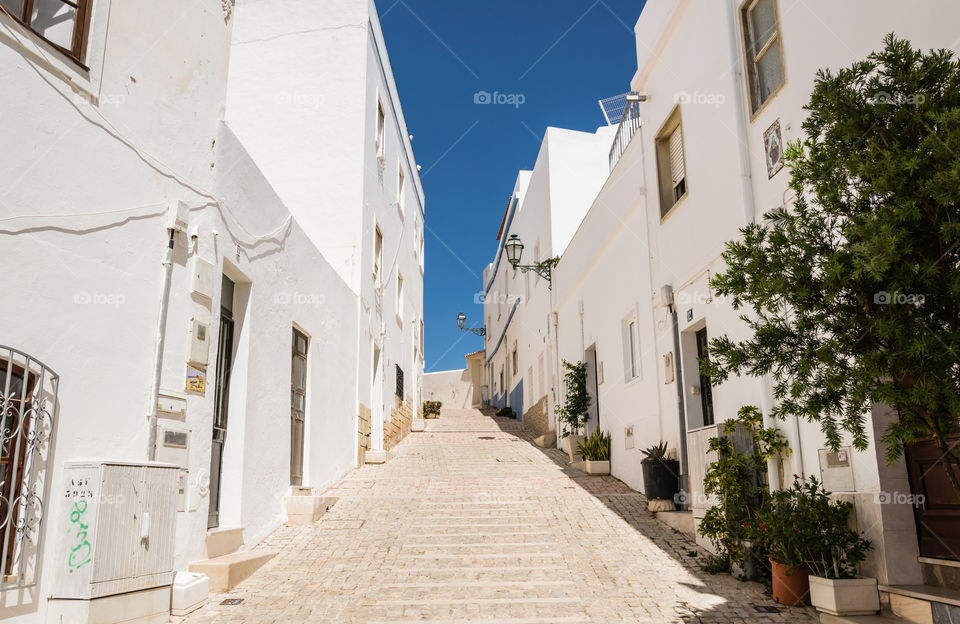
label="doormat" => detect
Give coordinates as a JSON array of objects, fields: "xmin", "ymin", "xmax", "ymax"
[{"xmin": 220, "ymin": 598, "xmax": 244, "ymax": 606}]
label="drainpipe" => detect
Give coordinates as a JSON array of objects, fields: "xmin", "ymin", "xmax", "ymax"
[
  {"xmin": 665, "ymin": 289, "xmax": 689, "ymax": 504},
  {"xmin": 147, "ymin": 227, "xmax": 176, "ymax": 461}
]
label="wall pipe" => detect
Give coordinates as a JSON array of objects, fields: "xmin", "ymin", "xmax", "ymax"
[
  {"xmin": 147, "ymin": 227, "xmax": 176, "ymax": 461},
  {"xmin": 668, "ymin": 299, "xmax": 689, "ymax": 506}
]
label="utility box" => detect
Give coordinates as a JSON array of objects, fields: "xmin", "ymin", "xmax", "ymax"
[{"xmin": 53, "ymin": 460, "xmax": 179, "ymax": 600}]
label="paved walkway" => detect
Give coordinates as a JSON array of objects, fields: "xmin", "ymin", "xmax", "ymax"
[{"xmin": 182, "ymin": 408, "xmax": 817, "ymax": 623}]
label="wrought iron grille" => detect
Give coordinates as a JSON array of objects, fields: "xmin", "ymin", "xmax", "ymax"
[
  {"xmin": 609, "ymin": 99, "xmax": 642, "ymax": 172},
  {"xmin": 395, "ymin": 365, "xmax": 404, "ymax": 401},
  {"xmin": 0, "ymin": 346, "xmax": 59, "ymax": 592}
]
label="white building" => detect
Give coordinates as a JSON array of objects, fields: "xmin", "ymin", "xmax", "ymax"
[
  {"xmin": 481, "ymin": 126, "xmax": 614, "ymax": 439},
  {"xmin": 489, "ymin": 0, "xmax": 960, "ymax": 599},
  {"xmin": 554, "ymin": 0, "xmax": 960, "ymax": 595},
  {"xmin": 0, "ymin": 0, "xmax": 422, "ymax": 621}
]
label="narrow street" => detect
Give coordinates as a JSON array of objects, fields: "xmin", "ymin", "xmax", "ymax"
[{"xmin": 182, "ymin": 409, "xmax": 816, "ymax": 623}]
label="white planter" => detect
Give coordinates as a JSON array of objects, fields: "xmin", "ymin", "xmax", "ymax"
[
  {"xmin": 565, "ymin": 435, "xmax": 584, "ymax": 462},
  {"xmin": 809, "ymin": 576, "xmax": 879, "ymax": 616},
  {"xmin": 584, "ymin": 460, "xmax": 610, "ymax": 475}
]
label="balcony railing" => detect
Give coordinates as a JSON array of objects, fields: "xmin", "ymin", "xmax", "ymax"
[{"xmin": 609, "ymin": 99, "xmax": 641, "ymax": 172}]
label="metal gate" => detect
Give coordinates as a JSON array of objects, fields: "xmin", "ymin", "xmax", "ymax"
[{"xmin": 0, "ymin": 345, "xmax": 59, "ymax": 591}]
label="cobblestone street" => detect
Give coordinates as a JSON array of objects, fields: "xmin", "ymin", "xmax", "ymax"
[{"xmin": 182, "ymin": 409, "xmax": 817, "ymax": 623}]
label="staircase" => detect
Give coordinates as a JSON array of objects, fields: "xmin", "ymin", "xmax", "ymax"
[
  {"xmin": 188, "ymin": 527, "xmax": 277, "ymax": 593},
  {"xmin": 819, "ymin": 584, "xmax": 960, "ymax": 624},
  {"xmin": 283, "ymin": 486, "xmax": 337, "ymax": 525}
]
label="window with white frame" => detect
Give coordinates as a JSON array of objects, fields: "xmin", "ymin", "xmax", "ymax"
[
  {"xmin": 376, "ymin": 100, "xmax": 385, "ymax": 160},
  {"xmin": 397, "ymin": 165, "xmax": 406, "ymax": 217},
  {"xmin": 741, "ymin": 0, "xmax": 784, "ymax": 113},
  {"xmin": 373, "ymin": 225, "xmax": 383, "ymax": 286},
  {"xmin": 623, "ymin": 316, "xmax": 640, "ymax": 381},
  {"xmin": 655, "ymin": 109, "xmax": 687, "ymax": 217},
  {"xmin": 396, "ymin": 272, "xmax": 404, "ymax": 321}
]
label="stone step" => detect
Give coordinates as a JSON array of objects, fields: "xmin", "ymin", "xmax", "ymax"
[
  {"xmin": 820, "ymin": 614, "xmax": 909, "ymax": 624},
  {"xmin": 284, "ymin": 495, "xmax": 337, "ymax": 525},
  {"xmin": 188, "ymin": 550, "xmax": 278, "ymax": 593},
  {"xmin": 879, "ymin": 584, "xmax": 960, "ymax": 624},
  {"xmin": 654, "ymin": 510, "xmax": 694, "ymax": 535},
  {"xmin": 205, "ymin": 527, "xmax": 244, "ymax": 559}
]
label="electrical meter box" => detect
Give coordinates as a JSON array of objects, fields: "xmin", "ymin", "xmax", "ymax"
[
  {"xmin": 819, "ymin": 447, "xmax": 855, "ymax": 492},
  {"xmin": 187, "ymin": 318, "xmax": 209, "ymax": 367}
]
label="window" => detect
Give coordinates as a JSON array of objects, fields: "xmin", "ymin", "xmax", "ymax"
[
  {"xmin": 512, "ymin": 348, "xmax": 518, "ymax": 375},
  {"xmin": 376, "ymin": 100, "xmax": 385, "ymax": 160},
  {"xmin": 290, "ymin": 329, "xmax": 308, "ymax": 486},
  {"xmin": 396, "ymin": 272, "xmax": 404, "ymax": 321},
  {"xmin": 655, "ymin": 110, "xmax": 687, "ymax": 217},
  {"xmin": 1, "ymin": 0, "xmax": 92, "ymax": 64},
  {"xmin": 623, "ymin": 318, "xmax": 639, "ymax": 381},
  {"xmin": 419, "ymin": 319, "xmax": 424, "ymax": 356},
  {"xmin": 395, "ymin": 364, "xmax": 404, "ymax": 400},
  {"xmin": 397, "ymin": 165, "xmax": 406, "ymax": 216},
  {"xmin": 741, "ymin": 0, "xmax": 784, "ymax": 114},
  {"xmin": 373, "ymin": 226, "xmax": 383, "ymax": 286}
]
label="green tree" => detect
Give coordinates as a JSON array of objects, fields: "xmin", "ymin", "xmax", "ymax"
[
  {"xmin": 556, "ymin": 359, "xmax": 591, "ymax": 437},
  {"xmin": 705, "ymin": 35, "xmax": 960, "ymax": 492}
]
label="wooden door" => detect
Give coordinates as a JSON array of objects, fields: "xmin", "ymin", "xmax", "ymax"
[
  {"xmin": 290, "ymin": 329, "xmax": 307, "ymax": 486},
  {"xmin": 905, "ymin": 437, "xmax": 960, "ymax": 561}
]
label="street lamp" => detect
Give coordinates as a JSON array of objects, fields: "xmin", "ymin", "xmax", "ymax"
[
  {"xmin": 456, "ymin": 312, "xmax": 485, "ymax": 336},
  {"xmin": 505, "ymin": 234, "xmax": 552, "ymax": 285}
]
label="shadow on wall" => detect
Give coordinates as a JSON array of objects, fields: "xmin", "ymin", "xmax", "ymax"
[{"xmin": 423, "ymin": 368, "xmax": 474, "ymax": 409}]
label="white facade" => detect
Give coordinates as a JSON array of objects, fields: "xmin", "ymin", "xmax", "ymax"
[
  {"xmin": 481, "ymin": 126, "xmax": 615, "ymax": 436},
  {"xmin": 0, "ymin": 0, "xmax": 422, "ymax": 620},
  {"xmin": 489, "ymin": 0, "xmax": 960, "ymax": 587}
]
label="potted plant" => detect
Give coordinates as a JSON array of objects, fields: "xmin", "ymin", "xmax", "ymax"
[
  {"xmin": 640, "ymin": 441, "xmax": 680, "ymax": 500},
  {"xmin": 577, "ymin": 428, "xmax": 610, "ymax": 475},
  {"xmin": 801, "ymin": 488, "xmax": 875, "ymax": 616},
  {"xmin": 555, "ymin": 360, "xmax": 591, "ymax": 461},
  {"xmin": 422, "ymin": 401, "xmax": 442, "ymax": 419},
  {"xmin": 754, "ymin": 476, "xmax": 871, "ymax": 607}
]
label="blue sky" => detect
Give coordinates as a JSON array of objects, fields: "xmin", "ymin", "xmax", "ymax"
[{"xmin": 378, "ymin": 0, "xmax": 646, "ymax": 372}]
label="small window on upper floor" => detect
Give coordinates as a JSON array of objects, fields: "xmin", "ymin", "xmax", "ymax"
[
  {"xmin": 1, "ymin": 0, "xmax": 92, "ymax": 65},
  {"xmin": 397, "ymin": 165, "xmax": 406, "ymax": 217},
  {"xmin": 741, "ymin": 0, "xmax": 784, "ymax": 114},
  {"xmin": 376, "ymin": 100, "xmax": 385, "ymax": 161},
  {"xmin": 396, "ymin": 271, "xmax": 404, "ymax": 322},
  {"xmin": 373, "ymin": 225, "xmax": 383, "ymax": 287},
  {"xmin": 655, "ymin": 109, "xmax": 687, "ymax": 218}
]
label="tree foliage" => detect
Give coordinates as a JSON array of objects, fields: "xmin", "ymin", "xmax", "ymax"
[
  {"xmin": 556, "ymin": 359, "xmax": 591, "ymax": 437},
  {"xmin": 705, "ymin": 35, "xmax": 960, "ymax": 491}
]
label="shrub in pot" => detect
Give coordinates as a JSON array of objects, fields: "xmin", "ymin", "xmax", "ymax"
[
  {"xmin": 640, "ymin": 441, "xmax": 679, "ymax": 500},
  {"xmin": 555, "ymin": 360, "xmax": 591, "ymax": 461},
  {"xmin": 422, "ymin": 401, "xmax": 442, "ymax": 419},
  {"xmin": 754, "ymin": 476, "xmax": 872, "ymax": 608},
  {"xmin": 577, "ymin": 428, "xmax": 610, "ymax": 475},
  {"xmin": 801, "ymin": 488, "xmax": 875, "ymax": 616}
]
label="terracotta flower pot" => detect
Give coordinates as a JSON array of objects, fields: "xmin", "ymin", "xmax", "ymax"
[{"xmin": 770, "ymin": 559, "xmax": 811, "ymax": 606}]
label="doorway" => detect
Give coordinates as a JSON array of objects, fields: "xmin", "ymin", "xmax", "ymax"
[
  {"xmin": 208, "ymin": 275, "xmax": 235, "ymax": 529},
  {"xmin": 695, "ymin": 327, "xmax": 715, "ymax": 427},
  {"xmin": 584, "ymin": 345, "xmax": 600, "ymax": 433},
  {"xmin": 905, "ymin": 438, "xmax": 960, "ymax": 561},
  {"xmin": 290, "ymin": 328, "xmax": 308, "ymax": 486}
]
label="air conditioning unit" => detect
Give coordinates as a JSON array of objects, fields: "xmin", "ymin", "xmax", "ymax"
[{"xmin": 53, "ymin": 460, "xmax": 179, "ymax": 600}]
